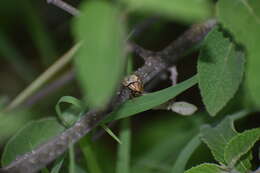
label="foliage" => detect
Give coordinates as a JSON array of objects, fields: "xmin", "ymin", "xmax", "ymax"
[
  {"xmin": 0, "ymin": 0, "xmax": 260, "ymax": 173},
  {"xmin": 198, "ymin": 27, "xmax": 245, "ymax": 116},
  {"xmin": 217, "ymin": 0, "xmax": 260, "ymax": 107},
  {"xmin": 103, "ymin": 75, "xmax": 198, "ymax": 123},
  {"xmin": 73, "ymin": 1, "xmax": 126, "ymax": 108},
  {"xmin": 1, "ymin": 118, "xmax": 65, "ymax": 166}
]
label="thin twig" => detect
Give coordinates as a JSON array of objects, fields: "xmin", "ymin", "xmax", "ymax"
[
  {"xmin": 169, "ymin": 66, "xmax": 178, "ymax": 86},
  {"xmin": 47, "ymin": 0, "xmax": 80, "ymax": 16},
  {"xmin": 23, "ymin": 70, "xmax": 75, "ymax": 108},
  {"xmin": 158, "ymin": 19, "xmax": 217, "ymax": 64},
  {"xmin": 5, "ymin": 43, "xmax": 81, "ymax": 111},
  {"xmin": 0, "ymin": 20, "xmax": 217, "ymax": 173},
  {"xmin": 129, "ymin": 16, "xmax": 159, "ymax": 39},
  {"xmin": 128, "ymin": 42, "xmax": 156, "ymax": 60}
]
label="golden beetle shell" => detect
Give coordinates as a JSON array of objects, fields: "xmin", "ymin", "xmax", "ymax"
[{"xmin": 122, "ymin": 74, "xmax": 143, "ymax": 93}]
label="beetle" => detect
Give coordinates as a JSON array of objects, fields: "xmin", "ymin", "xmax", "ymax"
[{"xmin": 122, "ymin": 74, "xmax": 144, "ymax": 96}]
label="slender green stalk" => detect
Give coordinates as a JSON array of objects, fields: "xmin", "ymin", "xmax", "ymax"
[
  {"xmin": 5, "ymin": 43, "xmax": 81, "ymax": 111},
  {"xmin": 50, "ymin": 156, "xmax": 65, "ymax": 173},
  {"xmin": 69, "ymin": 144, "xmax": 76, "ymax": 173},
  {"xmin": 79, "ymin": 135, "xmax": 103, "ymax": 173},
  {"xmin": 116, "ymin": 119, "xmax": 131, "ymax": 173}
]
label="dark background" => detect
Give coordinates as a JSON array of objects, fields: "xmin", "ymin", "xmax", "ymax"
[{"xmin": 0, "ymin": 0, "xmax": 259, "ymax": 172}]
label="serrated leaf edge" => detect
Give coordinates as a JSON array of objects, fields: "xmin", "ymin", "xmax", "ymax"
[
  {"xmin": 200, "ymin": 125, "xmax": 226, "ymax": 164},
  {"xmin": 184, "ymin": 163, "xmax": 224, "ymax": 173},
  {"xmin": 224, "ymin": 128, "xmax": 260, "ymax": 167},
  {"xmin": 198, "ymin": 27, "xmax": 245, "ymax": 116}
]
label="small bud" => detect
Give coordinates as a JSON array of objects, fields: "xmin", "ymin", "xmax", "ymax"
[{"xmin": 169, "ymin": 101, "xmax": 198, "ymax": 116}]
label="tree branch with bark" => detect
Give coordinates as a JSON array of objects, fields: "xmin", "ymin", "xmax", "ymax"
[{"xmin": 0, "ymin": 18, "xmax": 216, "ymax": 173}]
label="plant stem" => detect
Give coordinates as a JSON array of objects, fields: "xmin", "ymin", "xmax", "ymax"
[
  {"xmin": 5, "ymin": 43, "xmax": 81, "ymax": 111},
  {"xmin": 69, "ymin": 144, "xmax": 76, "ymax": 173},
  {"xmin": 79, "ymin": 135, "xmax": 103, "ymax": 173},
  {"xmin": 0, "ymin": 20, "xmax": 216, "ymax": 173},
  {"xmin": 116, "ymin": 119, "xmax": 131, "ymax": 173},
  {"xmin": 47, "ymin": 0, "xmax": 80, "ymax": 16}
]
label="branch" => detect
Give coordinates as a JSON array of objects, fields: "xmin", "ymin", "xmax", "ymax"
[
  {"xmin": 158, "ymin": 19, "xmax": 217, "ymax": 64},
  {"xmin": 23, "ymin": 70, "xmax": 75, "ymax": 107},
  {"xmin": 128, "ymin": 42, "xmax": 156, "ymax": 61},
  {"xmin": 0, "ymin": 20, "xmax": 217, "ymax": 173},
  {"xmin": 47, "ymin": 0, "xmax": 80, "ymax": 16}
]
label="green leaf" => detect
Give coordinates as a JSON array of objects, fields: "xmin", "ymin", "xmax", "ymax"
[
  {"xmin": 116, "ymin": 119, "xmax": 131, "ymax": 173},
  {"xmin": 73, "ymin": 1, "xmax": 126, "ymax": 108},
  {"xmin": 217, "ymin": 0, "xmax": 260, "ymax": 107},
  {"xmin": 198, "ymin": 27, "xmax": 245, "ymax": 116},
  {"xmin": 120, "ymin": 0, "xmax": 212, "ymax": 23},
  {"xmin": 200, "ymin": 111, "xmax": 252, "ymax": 171},
  {"xmin": 1, "ymin": 118, "xmax": 65, "ymax": 166},
  {"xmin": 55, "ymin": 96, "xmax": 84, "ymax": 128},
  {"xmin": 200, "ymin": 117, "xmax": 237, "ymax": 164},
  {"xmin": 235, "ymin": 152, "xmax": 253, "ymax": 173},
  {"xmin": 184, "ymin": 163, "xmax": 222, "ymax": 173},
  {"xmin": 171, "ymin": 134, "xmax": 201, "ymax": 173},
  {"xmin": 50, "ymin": 157, "xmax": 65, "ymax": 173},
  {"xmin": 200, "ymin": 111, "xmax": 249, "ymax": 162},
  {"xmin": 0, "ymin": 110, "xmax": 34, "ymax": 140},
  {"xmin": 224, "ymin": 128, "xmax": 260, "ymax": 167},
  {"xmin": 101, "ymin": 124, "xmax": 121, "ymax": 144},
  {"xmin": 103, "ymin": 75, "xmax": 198, "ymax": 123}
]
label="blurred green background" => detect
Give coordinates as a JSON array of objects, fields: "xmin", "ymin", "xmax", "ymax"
[{"xmin": 0, "ymin": 0, "xmax": 260, "ymax": 172}]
